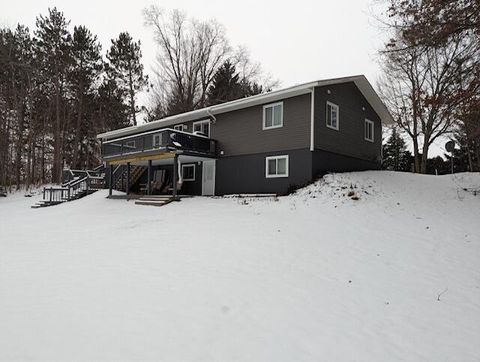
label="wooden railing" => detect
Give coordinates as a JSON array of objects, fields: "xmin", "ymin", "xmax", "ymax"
[{"xmin": 43, "ymin": 172, "xmax": 104, "ymax": 204}]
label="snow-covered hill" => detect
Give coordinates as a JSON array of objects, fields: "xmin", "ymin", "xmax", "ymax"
[{"xmin": 1, "ymin": 171, "xmax": 479, "ymax": 361}]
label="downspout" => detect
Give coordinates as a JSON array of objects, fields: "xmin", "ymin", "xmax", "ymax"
[
  {"xmin": 310, "ymin": 87, "xmax": 315, "ymax": 151},
  {"xmin": 207, "ymin": 107, "xmax": 216, "ymax": 124}
]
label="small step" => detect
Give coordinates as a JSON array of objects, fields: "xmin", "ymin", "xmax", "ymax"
[{"xmin": 135, "ymin": 196, "xmax": 175, "ymax": 207}]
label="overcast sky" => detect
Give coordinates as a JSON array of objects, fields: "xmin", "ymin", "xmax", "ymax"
[{"xmin": 1, "ymin": 0, "xmax": 386, "ymax": 97}]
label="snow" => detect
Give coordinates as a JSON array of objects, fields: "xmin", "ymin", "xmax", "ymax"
[{"xmin": 1, "ymin": 171, "xmax": 479, "ymax": 361}]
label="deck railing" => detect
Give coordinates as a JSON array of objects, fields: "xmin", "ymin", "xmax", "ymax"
[{"xmin": 101, "ymin": 128, "xmax": 217, "ymax": 159}]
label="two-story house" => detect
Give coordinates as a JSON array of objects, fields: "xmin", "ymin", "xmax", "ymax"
[{"xmin": 97, "ymin": 75, "xmax": 393, "ymax": 197}]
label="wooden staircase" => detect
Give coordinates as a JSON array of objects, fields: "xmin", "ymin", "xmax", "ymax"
[
  {"xmin": 115, "ymin": 166, "xmax": 146, "ymax": 192},
  {"xmin": 32, "ymin": 167, "xmax": 105, "ymax": 208},
  {"xmin": 135, "ymin": 195, "xmax": 176, "ymax": 207}
]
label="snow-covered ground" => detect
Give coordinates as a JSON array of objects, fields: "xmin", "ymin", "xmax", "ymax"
[{"xmin": 0, "ymin": 171, "xmax": 479, "ymax": 361}]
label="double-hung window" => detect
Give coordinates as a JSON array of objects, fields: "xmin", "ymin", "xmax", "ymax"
[
  {"xmin": 181, "ymin": 164, "xmax": 195, "ymax": 181},
  {"xmin": 263, "ymin": 102, "xmax": 283, "ymax": 129},
  {"xmin": 326, "ymin": 101, "xmax": 339, "ymax": 130},
  {"xmin": 174, "ymin": 124, "xmax": 187, "ymax": 132},
  {"xmin": 193, "ymin": 120, "xmax": 210, "ymax": 137},
  {"xmin": 365, "ymin": 119, "xmax": 374, "ymax": 142},
  {"xmin": 265, "ymin": 155, "xmax": 289, "ymax": 178}
]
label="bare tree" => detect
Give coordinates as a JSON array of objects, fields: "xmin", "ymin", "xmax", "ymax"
[
  {"xmin": 379, "ymin": 31, "xmax": 480, "ymax": 173},
  {"xmin": 143, "ymin": 6, "xmax": 276, "ymax": 118}
]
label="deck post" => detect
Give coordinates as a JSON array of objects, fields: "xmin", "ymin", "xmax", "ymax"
[
  {"xmin": 173, "ymin": 153, "xmax": 178, "ymax": 199},
  {"xmin": 126, "ymin": 162, "xmax": 131, "ymax": 197},
  {"xmin": 147, "ymin": 159, "xmax": 152, "ymax": 195},
  {"xmin": 109, "ymin": 164, "xmax": 113, "ymax": 198}
]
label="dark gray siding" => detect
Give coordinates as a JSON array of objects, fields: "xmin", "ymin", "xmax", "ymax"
[
  {"xmin": 312, "ymin": 149, "xmax": 380, "ymax": 178},
  {"xmin": 215, "ymin": 149, "xmax": 312, "ymax": 195},
  {"xmin": 180, "ymin": 162, "xmax": 202, "ymax": 195},
  {"xmin": 212, "ymin": 94, "xmax": 311, "ymax": 156},
  {"xmin": 313, "ymin": 82, "xmax": 382, "ymax": 163}
]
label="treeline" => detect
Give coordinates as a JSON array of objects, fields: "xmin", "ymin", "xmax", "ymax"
[
  {"xmin": 0, "ymin": 7, "xmax": 274, "ymax": 190},
  {"xmin": 378, "ymin": 0, "xmax": 480, "ymax": 173},
  {"xmin": 0, "ymin": 8, "xmax": 148, "ymax": 189}
]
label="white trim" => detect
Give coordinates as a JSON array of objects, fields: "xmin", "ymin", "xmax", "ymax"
[
  {"xmin": 265, "ymin": 155, "xmax": 289, "ymax": 178},
  {"xmin": 181, "ymin": 164, "xmax": 195, "ymax": 181},
  {"xmin": 310, "ymin": 88, "xmax": 315, "ymax": 151},
  {"xmin": 326, "ymin": 101, "xmax": 339, "ymax": 131},
  {"xmin": 262, "ymin": 102, "xmax": 284, "ymax": 130},
  {"xmin": 193, "ymin": 119, "xmax": 211, "ymax": 137},
  {"xmin": 365, "ymin": 118, "xmax": 374, "ymax": 142}
]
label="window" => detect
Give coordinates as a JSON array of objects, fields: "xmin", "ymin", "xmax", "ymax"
[
  {"xmin": 265, "ymin": 155, "xmax": 289, "ymax": 178},
  {"xmin": 174, "ymin": 124, "xmax": 187, "ymax": 132},
  {"xmin": 326, "ymin": 101, "xmax": 339, "ymax": 130},
  {"xmin": 365, "ymin": 119, "xmax": 374, "ymax": 142},
  {"xmin": 263, "ymin": 102, "xmax": 283, "ymax": 129},
  {"xmin": 181, "ymin": 164, "xmax": 195, "ymax": 181},
  {"xmin": 125, "ymin": 140, "xmax": 135, "ymax": 149},
  {"xmin": 193, "ymin": 120, "xmax": 210, "ymax": 137},
  {"xmin": 153, "ymin": 134, "xmax": 161, "ymax": 148}
]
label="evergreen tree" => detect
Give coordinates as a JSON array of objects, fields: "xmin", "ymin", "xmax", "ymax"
[
  {"xmin": 206, "ymin": 61, "xmax": 242, "ymax": 105},
  {"xmin": 382, "ymin": 128, "xmax": 412, "ymax": 171},
  {"xmin": 106, "ymin": 32, "xmax": 148, "ymax": 126},
  {"xmin": 68, "ymin": 25, "xmax": 102, "ymax": 169},
  {"xmin": 206, "ymin": 60, "xmax": 265, "ymax": 106},
  {"xmin": 34, "ymin": 8, "xmax": 72, "ymax": 182},
  {"xmin": 97, "ymin": 78, "xmax": 130, "ymax": 132}
]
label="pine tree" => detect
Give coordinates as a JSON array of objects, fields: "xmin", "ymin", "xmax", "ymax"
[
  {"xmin": 68, "ymin": 25, "xmax": 102, "ymax": 169},
  {"xmin": 34, "ymin": 8, "xmax": 72, "ymax": 182},
  {"xmin": 206, "ymin": 61, "xmax": 242, "ymax": 105},
  {"xmin": 382, "ymin": 128, "xmax": 412, "ymax": 171},
  {"xmin": 106, "ymin": 32, "xmax": 148, "ymax": 126},
  {"xmin": 206, "ymin": 60, "xmax": 265, "ymax": 106}
]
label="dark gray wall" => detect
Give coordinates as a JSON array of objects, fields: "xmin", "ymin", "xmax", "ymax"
[
  {"xmin": 312, "ymin": 149, "xmax": 380, "ymax": 178},
  {"xmin": 313, "ymin": 82, "xmax": 382, "ymax": 163},
  {"xmin": 180, "ymin": 162, "xmax": 202, "ymax": 195},
  {"xmin": 212, "ymin": 94, "xmax": 311, "ymax": 156},
  {"xmin": 215, "ymin": 148, "xmax": 312, "ymax": 195}
]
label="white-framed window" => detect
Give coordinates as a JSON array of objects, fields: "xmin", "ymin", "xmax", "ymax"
[
  {"xmin": 263, "ymin": 102, "xmax": 283, "ymax": 130},
  {"xmin": 326, "ymin": 101, "xmax": 339, "ymax": 130},
  {"xmin": 265, "ymin": 155, "xmax": 289, "ymax": 178},
  {"xmin": 125, "ymin": 140, "xmax": 135, "ymax": 149},
  {"xmin": 181, "ymin": 164, "xmax": 195, "ymax": 181},
  {"xmin": 153, "ymin": 134, "xmax": 161, "ymax": 148},
  {"xmin": 174, "ymin": 124, "xmax": 187, "ymax": 132},
  {"xmin": 193, "ymin": 120, "xmax": 210, "ymax": 137},
  {"xmin": 365, "ymin": 119, "xmax": 374, "ymax": 142}
]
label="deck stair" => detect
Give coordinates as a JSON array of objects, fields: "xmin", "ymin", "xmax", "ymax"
[
  {"xmin": 134, "ymin": 195, "xmax": 176, "ymax": 207},
  {"xmin": 32, "ymin": 167, "xmax": 105, "ymax": 208},
  {"xmin": 114, "ymin": 165, "xmax": 146, "ymax": 192}
]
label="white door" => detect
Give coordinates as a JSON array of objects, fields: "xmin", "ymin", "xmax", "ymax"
[{"xmin": 202, "ymin": 160, "xmax": 216, "ymax": 196}]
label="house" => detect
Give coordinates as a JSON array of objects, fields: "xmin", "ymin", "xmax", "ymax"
[{"xmin": 97, "ymin": 75, "xmax": 393, "ymax": 197}]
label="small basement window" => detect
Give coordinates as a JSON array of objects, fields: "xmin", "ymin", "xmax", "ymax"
[
  {"xmin": 181, "ymin": 164, "xmax": 195, "ymax": 181},
  {"xmin": 365, "ymin": 119, "xmax": 374, "ymax": 142},
  {"xmin": 153, "ymin": 134, "xmax": 161, "ymax": 147},
  {"xmin": 326, "ymin": 101, "xmax": 339, "ymax": 130},
  {"xmin": 263, "ymin": 102, "xmax": 283, "ymax": 129},
  {"xmin": 265, "ymin": 155, "xmax": 289, "ymax": 178}
]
